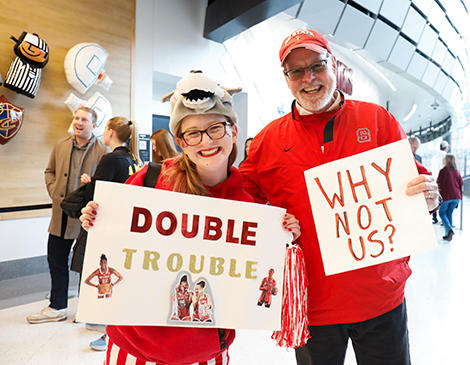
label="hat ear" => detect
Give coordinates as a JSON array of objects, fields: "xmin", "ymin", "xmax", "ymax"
[
  {"xmin": 224, "ymin": 86, "xmax": 242, "ymax": 96},
  {"xmin": 161, "ymin": 90, "xmax": 175, "ymax": 103}
]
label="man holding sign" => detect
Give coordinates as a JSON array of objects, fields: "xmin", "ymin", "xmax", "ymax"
[{"xmin": 240, "ymin": 29, "xmax": 439, "ymax": 364}]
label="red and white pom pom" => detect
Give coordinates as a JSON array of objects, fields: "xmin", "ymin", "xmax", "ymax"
[{"xmin": 272, "ymin": 243, "xmax": 310, "ymax": 348}]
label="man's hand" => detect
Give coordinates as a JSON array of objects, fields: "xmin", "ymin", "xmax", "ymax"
[{"xmin": 405, "ymin": 174, "xmax": 439, "ymax": 211}]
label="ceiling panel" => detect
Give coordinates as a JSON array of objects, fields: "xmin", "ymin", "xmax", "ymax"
[
  {"xmin": 442, "ymin": 78, "xmax": 457, "ymax": 100},
  {"xmin": 401, "ymin": 6, "xmax": 426, "ymax": 43},
  {"xmin": 421, "ymin": 61, "xmax": 440, "ymax": 87},
  {"xmin": 364, "ymin": 19, "xmax": 398, "ymax": 60},
  {"xmin": 411, "ymin": 0, "xmax": 433, "ymax": 17},
  {"xmin": 379, "ymin": 0, "xmax": 411, "ymax": 28},
  {"xmin": 441, "ymin": 50, "xmax": 456, "ymax": 75},
  {"xmin": 433, "ymin": 70, "xmax": 448, "ymax": 94},
  {"xmin": 431, "ymin": 39, "xmax": 447, "ymax": 66},
  {"xmin": 354, "ymin": 0, "xmax": 383, "ymax": 14},
  {"xmin": 445, "ymin": 0, "xmax": 468, "ymax": 36},
  {"xmin": 451, "ymin": 61, "xmax": 465, "ymax": 88},
  {"xmin": 439, "ymin": 19, "xmax": 460, "ymax": 52},
  {"xmin": 427, "ymin": 2, "xmax": 446, "ymax": 30},
  {"xmin": 290, "ymin": 0, "xmax": 346, "ymax": 36},
  {"xmin": 407, "ymin": 51, "xmax": 429, "ymax": 80},
  {"xmin": 334, "ymin": 5, "xmax": 375, "ymax": 48},
  {"xmin": 388, "ymin": 35, "xmax": 416, "ymax": 71},
  {"xmin": 417, "ymin": 24, "xmax": 439, "ymax": 57}
]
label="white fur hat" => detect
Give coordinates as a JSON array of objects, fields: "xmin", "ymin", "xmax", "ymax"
[{"xmin": 161, "ymin": 71, "xmax": 242, "ymax": 136}]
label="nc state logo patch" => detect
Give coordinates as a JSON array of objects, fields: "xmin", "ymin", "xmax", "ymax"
[{"xmin": 356, "ymin": 128, "xmax": 371, "ymax": 143}]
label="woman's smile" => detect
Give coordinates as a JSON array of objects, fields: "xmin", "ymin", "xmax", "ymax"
[{"xmin": 198, "ymin": 147, "xmax": 222, "ymax": 157}]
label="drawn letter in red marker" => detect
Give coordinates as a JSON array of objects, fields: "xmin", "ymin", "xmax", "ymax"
[
  {"xmin": 371, "ymin": 158, "xmax": 393, "ymax": 192},
  {"xmin": 335, "ymin": 211, "xmax": 350, "ymax": 238},
  {"xmin": 346, "ymin": 165, "xmax": 371, "ymax": 203},
  {"xmin": 314, "ymin": 172, "xmax": 345, "ymax": 209}
]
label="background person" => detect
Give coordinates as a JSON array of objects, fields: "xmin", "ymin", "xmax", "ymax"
[
  {"xmin": 409, "ymin": 136, "xmax": 422, "ymax": 163},
  {"xmin": 238, "ymin": 137, "xmax": 253, "ymax": 167},
  {"xmin": 61, "ymin": 116, "xmax": 142, "ymax": 350},
  {"xmin": 80, "ymin": 71, "xmax": 301, "ymax": 364},
  {"xmin": 431, "ymin": 140, "xmax": 450, "ymax": 223},
  {"xmin": 27, "ymin": 107, "xmax": 108, "ymax": 324},
  {"xmin": 150, "ymin": 128, "xmax": 179, "ymax": 163},
  {"xmin": 437, "ymin": 153, "xmax": 463, "ymax": 241},
  {"xmin": 240, "ymin": 29, "xmax": 439, "ymax": 365}
]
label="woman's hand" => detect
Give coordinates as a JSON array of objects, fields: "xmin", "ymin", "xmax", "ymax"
[
  {"xmin": 80, "ymin": 201, "xmax": 99, "ymax": 232},
  {"xmin": 283, "ymin": 213, "xmax": 301, "ymax": 242},
  {"xmin": 80, "ymin": 173, "xmax": 92, "ymax": 184},
  {"xmin": 405, "ymin": 174, "xmax": 439, "ymax": 211}
]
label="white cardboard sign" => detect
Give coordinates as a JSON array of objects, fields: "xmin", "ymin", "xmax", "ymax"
[
  {"xmin": 76, "ymin": 181, "xmax": 290, "ymax": 330},
  {"xmin": 304, "ymin": 139, "xmax": 438, "ymax": 276}
]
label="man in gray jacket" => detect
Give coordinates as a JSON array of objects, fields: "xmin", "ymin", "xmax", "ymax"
[{"xmin": 27, "ymin": 107, "xmax": 108, "ymax": 323}]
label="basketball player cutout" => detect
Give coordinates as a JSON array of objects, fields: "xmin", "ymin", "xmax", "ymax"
[
  {"xmin": 192, "ymin": 281, "xmax": 213, "ymax": 322},
  {"xmin": 257, "ymin": 268, "xmax": 278, "ymax": 308},
  {"xmin": 84, "ymin": 254, "xmax": 124, "ymax": 299},
  {"xmin": 170, "ymin": 275, "xmax": 193, "ymax": 321}
]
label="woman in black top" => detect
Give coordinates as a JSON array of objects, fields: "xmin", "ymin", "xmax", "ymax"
[
  {"xmin": 62, "ymin": 116, "xmax": 142, "ymax": 350},
  {"xmin": 63, "ymin": 116, "xmax": 142, "ymax": 273}
]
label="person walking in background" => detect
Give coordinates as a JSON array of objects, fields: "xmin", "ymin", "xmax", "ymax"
[
  {"xmin": 150, "ymin": 128, "xmax": 179, "ymax": 163},
  {"xmin": 431, "ymin": 140, "xmax": 450, "ymax": 223},
  {"xmin": 409, "ymin": 136, "xmax": 422, "ymax": 163},
  {"xmin": 27, "ymin": 107, "xmax": 108, "ymax": 324},
  {"xmin": 240, "ymin": 29, "xmax": 439, "ymax": 365},
  {"xmin": 437, "ymin": 153, "xmax": 463, "ymax": 241}
]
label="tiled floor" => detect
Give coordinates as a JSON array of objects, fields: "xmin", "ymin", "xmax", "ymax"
[{"xmin": 0, "ymin": 197, "xmax": 468, "ymax": 365}]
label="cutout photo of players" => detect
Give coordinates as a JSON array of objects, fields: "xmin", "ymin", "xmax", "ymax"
[
  {"xmin": 192, "ymin": 280, "xmax": 213, "ymax": 322},
  {"xmin": 170, "ymin": 275, "xmax": 193, "ymax": 321},
  {"xmin": 257, "ymin": 268, "xmax": 278, "ymax": 308},
  {"xmin": 84, "ymin": 254, "xmax": 124, "ymax": 299}
]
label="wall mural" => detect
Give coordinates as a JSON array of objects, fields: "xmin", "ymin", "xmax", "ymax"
[
  {"xmin": 64, "ymin": 43, "xmax": 113, "ymax": 94},
  {"xmin": 65, "ymin": 91, "xmax": 113, "ymax": 139},
  {"xmin": 63, "ymin": 43, "xmax": 114, "ymax": 138},
  {"xmin": 3, "ymin": 32, "xmax": 49, "ymax": 98},
  {"xmin": 0, "ymin": 95, "xmax": 25, "ymax": 145}
]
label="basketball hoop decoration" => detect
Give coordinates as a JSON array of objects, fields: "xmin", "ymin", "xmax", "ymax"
[
  {"xmin": 64, "ymin": 43, "xmax": 113, "ymax": 94},
  {"xmin": 64, "ymin": 91, "xmax": 113, "ymax": 138},
  {"xmin": 3, "ymin": 32, "xmax": 49, "ymax": 98},
  {"xmin": 0, "ymin": 95, "xmax": 25, "ymax": 145}
]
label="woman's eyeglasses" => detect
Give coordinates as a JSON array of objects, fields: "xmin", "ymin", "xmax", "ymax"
[
  {"xmin": 284, "ymin": 58, "xmax": 329, "ymax": 81},
  {"xmin": 179, "ymin": 122, "xmax": 230, "ymax": 146}
]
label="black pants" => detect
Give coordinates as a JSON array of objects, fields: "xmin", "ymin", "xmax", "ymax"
[
  {"xmin": 295, "ymin": 300, "xmax": 411, "ymax": 365},
  {"xmin": 47, "ymin": 213, "xmax": 75, "ymax": 310}
]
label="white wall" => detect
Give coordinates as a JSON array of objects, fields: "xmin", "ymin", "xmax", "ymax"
[{"xmin": 0, "ymin": 217, "xmax": 49, "ymax": 262}]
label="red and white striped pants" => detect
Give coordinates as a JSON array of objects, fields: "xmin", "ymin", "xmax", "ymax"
[{"xmin": 105, "ymin": 337, "xmax": 229, "ymax": 365}]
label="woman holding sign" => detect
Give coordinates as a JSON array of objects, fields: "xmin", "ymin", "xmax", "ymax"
[{"xmin": 80, "ymin": 71, "xmax": 301, "ymax": 365}]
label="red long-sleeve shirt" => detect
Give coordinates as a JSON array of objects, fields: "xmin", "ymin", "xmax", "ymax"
[{"xmin": 240, "ymin": 98, "xmax": 429, "ymax": 326}]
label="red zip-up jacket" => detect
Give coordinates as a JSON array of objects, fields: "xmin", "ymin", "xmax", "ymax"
[
  {"xmin": 107, "ymin": 159, "xmax": 254, "ymax": 364},
  {"xmin": 240, "ymin": 98, "xmax": 429, "ymax": 326}
]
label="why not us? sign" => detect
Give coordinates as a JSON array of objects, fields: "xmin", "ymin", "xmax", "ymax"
[
  {"xmin": 76, "ymin": 181, "xmax": 291, "ymax": 330},
  {"xmin": 304, "ymin": 139, "xmax": 437, "ymax": 276}
]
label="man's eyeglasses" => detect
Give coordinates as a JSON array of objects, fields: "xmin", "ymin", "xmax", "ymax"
[
  {"xmin": 284, "ymin": 58, "xmax": 329, "ymax": 81},
  {"xmin": 179, "ymin": 121, "xmax": 230, "ymax": 146}
]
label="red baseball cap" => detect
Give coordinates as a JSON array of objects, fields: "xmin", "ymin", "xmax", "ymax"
[{"xmin": 279, "ymin": 29, "xmax": 332, "ymax": 66}]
